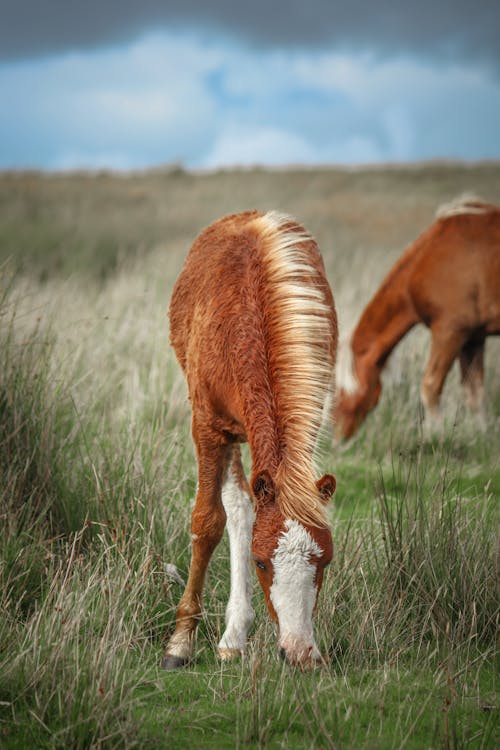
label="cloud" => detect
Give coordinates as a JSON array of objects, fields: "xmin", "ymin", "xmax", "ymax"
[
  {"xmin": 0, "ymin": 34, "xmax": 221, "ymax": 169},
  {"xmin": 0, "ymin": 32, "xmax": 499, "ymax": 170},
  {"xmin": 202, "ymin": 126, "xmax": 384, "ymax": 168},
  {"xmin": 204, "ymin": 48, "xmax": 500, "ymax": 164},
  {"xmin": 2, "ymin": 1, "xmax": 500, "ymax": 73}
]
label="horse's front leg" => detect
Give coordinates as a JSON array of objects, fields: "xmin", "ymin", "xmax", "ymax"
[
  {"xmin": 218, "ymin": 446, "xmax": 255, "ymax": 660},
  {"xmin": 420, "ymin": 324, "xmax": 466, "ymax": 430},
  {"xmin": 162, "ymin": 429, "xmax": 229, "ymax": 670}
]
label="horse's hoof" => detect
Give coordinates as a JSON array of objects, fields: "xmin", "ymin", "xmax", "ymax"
[
  {"xmin": 218, "ymin": 647, "xmax": 243, "ymax": 661},
  {"xmin": 161, "ymin": 654, "xmax": 189, "ymax": 670}
]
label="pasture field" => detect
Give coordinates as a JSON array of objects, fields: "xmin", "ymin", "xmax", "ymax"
[{"xmin": 0, "ymin": 163, "xmax": 499, "ymax": 749}]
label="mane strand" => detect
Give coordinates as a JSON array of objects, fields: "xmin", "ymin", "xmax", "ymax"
[
  {"xmin": 435, "ymin": 193, "xmax": 490, "ymax": 219},
  {"xmin": 250, "ymin": 211, "xmax": 335, "ymax": 527},
  {"xmin": 336, "ymin": 331, "xmax": 360, "ymax": 395}
]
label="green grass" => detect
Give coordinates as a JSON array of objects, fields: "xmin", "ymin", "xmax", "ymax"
[
  {"xmin": 136, "ymin": 662, "xmax": 497, "ymax": 750},
  {"xmin": 0, "ymin": 165, "xmax": 499, "ymax": 748}
]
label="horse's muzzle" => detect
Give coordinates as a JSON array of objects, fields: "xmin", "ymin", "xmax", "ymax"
[{"xmin": 278, "ymin": 637, "xmax": 323, "ymax": 668}]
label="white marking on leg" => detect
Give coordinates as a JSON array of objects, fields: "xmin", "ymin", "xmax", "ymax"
[
  {"xmin": 218, "ymin": 467, "xmax": 255, "ymax": 656},
  {"xmin": 165, "ymin": 630, "xmax": 194, "ymax": 660},
  {"xmin": 270, "ymin": 520, "xmax": 322, "ymax": 661}
]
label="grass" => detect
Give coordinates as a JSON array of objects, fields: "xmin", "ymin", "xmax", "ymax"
[{"xmin": 0, "ymin": 164, "xmax": 499, "ymax": 748}]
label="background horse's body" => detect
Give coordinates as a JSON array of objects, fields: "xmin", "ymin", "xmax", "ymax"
[
  {"xmin": 335, "ymin": 197, "xmax": 500, "ymax": 439},
  {"xmin": 164, "ymin": 211, "xmax": 337, "ymax": 668}
]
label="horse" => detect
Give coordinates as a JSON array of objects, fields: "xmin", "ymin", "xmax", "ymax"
[
  {"xmin": 334, "ymin": 196, "xmax": 500, "ymax": 440},
  {"xmin": 163, "ymin": 210, "xmax": 338, "ymax": 669}
]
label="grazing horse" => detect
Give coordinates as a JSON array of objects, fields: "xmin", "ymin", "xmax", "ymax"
[
  {"xmin": 335, "ymin": 196, "xmax": 500, "ymax": 440},
  {"xmin": 163, "ymin": 211, "xmax": 337, "ymax": 669}
]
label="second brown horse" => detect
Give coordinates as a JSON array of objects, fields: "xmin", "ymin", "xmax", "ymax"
[{"xmin": 335, "ymin": 196, "xmax": 500, "ymax": 439}]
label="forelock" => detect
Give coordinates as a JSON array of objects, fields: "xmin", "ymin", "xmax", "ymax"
[{"xmin": 273, "ymin": 519, "xmax": 322, "ymax": 564}]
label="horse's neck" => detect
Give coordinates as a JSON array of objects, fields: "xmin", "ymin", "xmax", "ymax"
[
  {"xmin": 243, "ymin": 393, "xmax": 313, "ymax": 485},
  {"xmin": 233, "ymin": 335, "xmax": 281, "ymax": 476},
  {"xmin": 352, "ymin": 266, "xmax": 418, "ymax": 381},
  {"xmin": 246, "ymin": 417, "xmax": 281, "ymax": 477},
  {"xmin": 235, "ymin": 318, "xmax": 321, "ymax": 481},
  {"xmin": 244, "ymin": 404, "xmax": 312, "ymax": 474}
]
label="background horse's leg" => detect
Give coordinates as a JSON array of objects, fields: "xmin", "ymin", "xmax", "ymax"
[
  {"xmin": 218, "ymin": 446, "xmax": 255, "ymax": 660},
  {"xmin": 162, "ymin": 428, "xmax": 229, "ymax": 670},
  {"xmin": 459, "ymin": 337, "xmax": 486, "ymax": 424},
  {"xmin": 421, "ymin": 324, "xmax": 467, "ymax": 429}
]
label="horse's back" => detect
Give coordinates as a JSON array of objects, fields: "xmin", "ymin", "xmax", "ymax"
[
  {"xmin": 169, "ymin": 211, "xmax": 336, "ymax": 435},
  {"xmin": 409, "ymin": 207, "xmax": 500, "ymax": 333},
  {"xmin": 169, "ymin": 210, "xmax": 333, "ymax": 364},
  {"xmin": 169, "ymin": 211, "xmax": 262, "ymax": 371}
]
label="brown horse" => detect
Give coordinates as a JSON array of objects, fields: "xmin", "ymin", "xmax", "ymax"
[
  {"xmin": 163, "ymin": 211, "xmax": 338, "ymax": 669},
  {"xmin": 335, "ymin": 196, "xmax": 500, "ymax": 440}
]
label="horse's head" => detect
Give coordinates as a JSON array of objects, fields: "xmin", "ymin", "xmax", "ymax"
[
  {"xmin": 251, "ymin": 471, "xmax": 335, "ymax": 668},
  {"xmin": 334, "ymin": 377, "xmax": 382, "ymax": 440}
]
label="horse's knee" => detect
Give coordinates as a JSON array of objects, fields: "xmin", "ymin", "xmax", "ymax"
[
  {"xmin": 421, "ymin": 377, "xmax": 440, "ymax": 412},
  {"xmin": 191, "ymin": 504, "xmax": 226, "ymax": 553}
]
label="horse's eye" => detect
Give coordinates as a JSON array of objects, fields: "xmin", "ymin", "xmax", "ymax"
[{"xmin": 255, "ymin": 560, "xmax": 266, "ymax": 571}]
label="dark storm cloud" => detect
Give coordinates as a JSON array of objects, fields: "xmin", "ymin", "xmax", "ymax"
[{"xmin": 3, "ymin": 1, "xmax": 500, "ymax": 68}]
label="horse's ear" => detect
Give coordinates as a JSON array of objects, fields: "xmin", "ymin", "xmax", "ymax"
[
  {"xmin": 316, "ymin": 474, "xmax": 336, "ymax": 504},
  {"xmin": 252, "ymin": 470, "xmax": 275, "ymax": 507}
]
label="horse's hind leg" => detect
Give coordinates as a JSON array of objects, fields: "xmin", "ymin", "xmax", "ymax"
[
  {"xmin": 218, "ymin": 446, "xmax": 255, "ymax": 660},
  {"xmin": 162, "ymin": 425, "xmax": 229, "ymax": 670},
  {"xmin": 459, "ymin": 337, "xmax": 486, "ymax": 423},
  {"xmin": 421, "ymin": 324, "xmax": 467, "ymax": 428}
]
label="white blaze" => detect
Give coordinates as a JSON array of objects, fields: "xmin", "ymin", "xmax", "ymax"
[{"xmin": 270, "ymin": 519, "xmax": 322, "ymax": 658}]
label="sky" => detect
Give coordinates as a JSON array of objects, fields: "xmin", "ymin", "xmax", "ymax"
[{"xmin": 1, "ymin": 1, "xmax": 499, "ymax": 170}]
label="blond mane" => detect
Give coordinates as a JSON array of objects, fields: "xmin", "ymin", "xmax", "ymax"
[
  {"xmin": 251, "ymin": 211, "xmax": 334, "ymax": 527},
  {"xmin": 336, "ymin": 331, "xmax": 360, "ymax": 395},
  {"xmin": 435, "ymin": 193, "xmax": 489, "ymax": 219}
]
